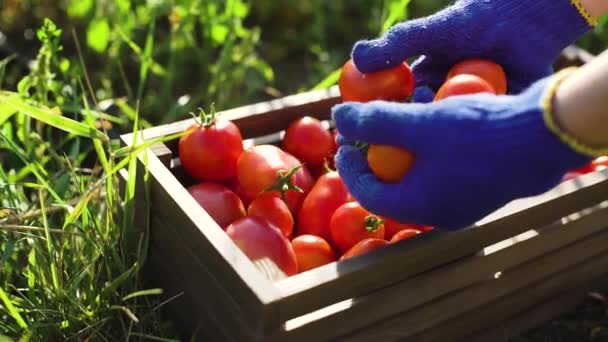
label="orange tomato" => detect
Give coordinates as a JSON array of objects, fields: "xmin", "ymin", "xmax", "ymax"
[
  {"xmin": 291, "ymin": 235, "xmax": 337, "ymax": 273},
  {"xmin": 434, "ymin": 74, "xmax": 496, "ymax": 101},
  {"xmin": 340, "ymin": 238, "xmax": 389, "ymax": 261},
  {"xmin": 446, "ymin": 59, "xmax": 507, "ymax": 95},
  {"xmin": 367, "ymin": 144, "xmax": 415, "ymax": 183},
  {"xmin": 338, "ymin": 59, "xmax": 415, "ymax": 103}
]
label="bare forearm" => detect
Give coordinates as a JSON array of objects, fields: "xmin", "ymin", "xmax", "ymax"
[
  {"xmin": 579, "ymin": 0, "xmax": 608, "ymax": 17},
  {"xmin": 554, "ymin": 49, "xmax": 608, "ymax": 149}
]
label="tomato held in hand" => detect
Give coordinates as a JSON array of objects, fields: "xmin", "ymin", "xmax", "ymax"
[
  {"xmin": 291, "ymin": 235, "xmax": 337, "ymax": 273},
  {"xmin": 340, "ymin": 238, "xmax": 389, "ymax": 261},
  {"xmin": 338, "ymin": 59, "xmax": 415, "ymax": 103},
  {"xmin": 188, "ymin": 183, "xmax": 246, "ymax": 229},
  {"xmin": 282, "ymin": 117, "xmax": 335, "ymax": 169},
  {"xmin": 434, "ymin": 74, "xmax": 496, "ymax": 101},
  {"xmin": 179, "ymin": 108, "xmax": 244, "ymax": 182},
  {"xmin": 248, "ymin": 193, "xmax": 294, "ymax": 238},
  {"xmin": 367, "ymin": 144, "xmax": 415, "ymax": 183},
  {"xmin": 389, "ymin": 229, "xmax": 422, "ymax": 243},
  {"xmin": 447, "ymin": 59, "xmax": 507, "ymax": 95},
  {"xmin": 296, "ymin": 171, "xmax": 353, "ymax": 243},
  {"xmin": 226, "ymin": 216, "xmax": 298, "ymax": 277},
  {"xmin": 330, "ymin": 202, "xmax": 385, "ymax": 253}
]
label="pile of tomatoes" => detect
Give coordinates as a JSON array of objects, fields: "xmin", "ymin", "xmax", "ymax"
[{"xmin": 178, "ymin": 102, "xmax": 431, "ymax": 278}]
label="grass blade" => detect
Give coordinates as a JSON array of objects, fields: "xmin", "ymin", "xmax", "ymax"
[
  {"xmin": 122, "ymin": 288, "xmax": 163, "ymax": 302},
  {"xmin": 0, "ymin": 91, "xmax": 108, "ymax": 142},
  {"xmin": 0, "ymin": 286, "xmax": 28, "ymax": 329},
  {"xmin": 39, "ymin": 188, "xmax": 60, "ymax": 290},
  {"xmin": 311, "ymin": 67, "xmax": 341, "ymax": 90},
  {"xmin": 381, "ymin": 0, "xmax": 412, "ymax": 33}
]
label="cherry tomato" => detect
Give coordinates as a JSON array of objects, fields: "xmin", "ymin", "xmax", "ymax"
[
  {"xmin": 179, "ymin": 118, "xmax": 244, "ymax": 182},
  {"xmin": 282, "ymin": 117, "xmax": 335, "ymax": 168},
  {"xmin": 434, "ymin": 74, "xmax": 496, "ymax": 101},
  {"xmin": 187, "ymin": 183, "xmax": 246, "ymax": 229},
  {"xmin": 367, "ymin": 144, "xmax": 415, "ymax": 183},
  {"xmin": 226, "ymin": 178, "xmax": 255, "ymax": 208},
  {"xmin": 248, "ymin": 193, "xmax": 294, "ymax": 238},
  {"xmin": 226, "ymin": 216, "xmax": 298, "ymax": 277},
  {"xmin": 296, "ymin": 171, "xmax": 353, "ymax": 244},
  {"xmin": 591, "ymin": 156, "xmax": 608, "ymax": 171},
  {"xmin": 389, "ymin": 229, "xmax": 422, "ymax": 243},
  {"xmin": 340, "ymin": 238, "xmax": 389, "ymax": 261},
  {"xmin": 291, "ymin": 235, "xmax": 337, "ymax": 273},
  {"xmin": 447, "ymin": 59, "xmax": 507, "ymax": 95},
  {"xmin": 338, "ymin": 59, "xmax": 415, "ymax": 103},
  {"xmin": 330, "ymin": 202, "xmax": 385, "ymax": 253},
  {"xmin": 382, "ymin": 217, "xmax": 425, "ymax": 240}
]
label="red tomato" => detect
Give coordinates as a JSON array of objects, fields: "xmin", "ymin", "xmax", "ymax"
[
  {"xmin": 248, "ymin": 193, "xmax": 294, "ymax": 238},
  {"xmin": 389, "ymin": 229, "xmax": 422, "ymax": 243},
  {"xmin": 226, "ymin": 178, "xmax": 255, "ymax": 208},
  {"xmin": 340, "ymin": 238, "xmax": 389, "ymax": 261},
  {"xmin": 591, "ymin": 156, "xmax": 608, "ymax": 171},
  {"xmin": 296, "ymin": 171, "xmax": 353, "ymax": 244},
  {"xmin": 226, "ymin": 216, "xmax": 298, "ymax": 277},
  {"xmin": 338, "ymin": 59, "xmax": 415, "ymax": 103},
  {"xmin": 382, "ymin": 217, "xmax": 425, "ymax": 240},
  {"xmin": 282, "ymin": 117, "xmax": 335, "ymax": 168},
  {"xmin": 281, "ymin": 151, "xmax": 315, "ymax": 214},
  {"xmin": 179, "ymin": 119, "xmax": 244, "ymax": 182},
  {"xmin": 330, "ymin": 202, "xmax": 385, "ymax": 253},
  {"xmin": 434, "ymin": 74, "xmax": 496, "ymax": 101},
  {"xmin": 291, "ymin": 235, "xmax": 336, "ymax": 273},
  {"xmin": 367, "ymin": 144, "xmax": 415, "ymax": 183},
  {"xmin": 447, "ymin": 59, "xmax": 507, "ymax": 95},
  {"xmin": 187, "ymin": 183, "xmax": 246, "ymax": 229}
]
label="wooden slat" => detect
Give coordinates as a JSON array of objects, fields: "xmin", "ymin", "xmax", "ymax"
[
  {"xmin": 137, "ymin": 150, "xmax": 284, "ymax": 332},
  {"xmin": 408, "ymin": 263, "xmax": 608, "ymax": 342},
  {"xmin": 469, "ymin": 276, "xmax": 608, "ymax": 342},
  {"xmin": 340, "ymin": 224, "xmax": 608, "ymax": 341},
  {"xmin": 267, "ymin": 205, "xmax": 608, "ymax": 341},
  {"xmin": 274, "ymin": 169, "xmax": 608, "ymax": 322},
  {"xmin": 120, "ymin": 86, "xmax": 340, "ymax": 146},
  {"xmin": 149, "ymin": 215, "xmax": 261, "ymax": 341}
]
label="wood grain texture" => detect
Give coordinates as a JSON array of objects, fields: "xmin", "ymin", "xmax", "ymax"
[{"xmin": 265, "ymin": 205, "xmax": 608, "ymax": 341}]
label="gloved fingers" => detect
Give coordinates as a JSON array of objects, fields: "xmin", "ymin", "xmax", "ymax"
[
  {"xmin": 334, "ymin": 145, "xmax": 402, "ymax": 215},
  {"xmin": 332, "ymin": 101, "xmax": 429, "ymax": 149},
  {"xmin": 351, "ymin": 17, "xmax": 449, "ymax": 74},
  {"xmin": 411, "ymin": 86, "xmax": 436, "ymax": 103},
  {"xmin": 411, "ymin": 55, "xmax": 452, "ymax": 91}
]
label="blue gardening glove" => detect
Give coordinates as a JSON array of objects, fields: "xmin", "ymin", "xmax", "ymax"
[
  {"xmin": 332, "ymin": 69, "xmax": 601, "ymax": 231},
  {"xmin": 353, "ymin": 0, "xmax": 596, "ymax": 94}
]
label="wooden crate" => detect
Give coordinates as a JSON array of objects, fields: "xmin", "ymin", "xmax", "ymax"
[{"xmin": 119, "ymin": 48, "xmax": 608, "ymax": 342}]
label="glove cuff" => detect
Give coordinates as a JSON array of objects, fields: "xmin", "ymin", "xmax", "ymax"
[
  {"xmin": 570, "ymin": 0, "xmax": 598, "ymax": 26},
  {"xmin": 541, "ymin": 67, "xmax": 608, "ymax": 157}
]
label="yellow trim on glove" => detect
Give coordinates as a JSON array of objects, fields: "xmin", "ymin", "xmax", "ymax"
[
  {"xmin": 541, "ymin": 67, "xmax": 608, "ymax": 157},
  {"xmin": 571, "ymin": 0, "xmax": 598, "ymax": 26}
]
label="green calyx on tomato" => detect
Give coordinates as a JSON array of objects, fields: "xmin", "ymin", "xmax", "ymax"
[
  {"xmin": 263, "ymin": 165, "xmax": 304, "ymax": 201},
  {"xmin": 189, "ymin": 102, "xmax": 219, "ymax": 128},
  {"xmin": 364, "ymin": 215, "xmax": 384, "ymax": 233}
]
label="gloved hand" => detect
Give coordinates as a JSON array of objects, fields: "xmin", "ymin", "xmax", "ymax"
[
  {"xmin": 353, "ymin": 0, "xmax": 596, "ymax": 95},
  {"xmin": 332, "ymin": 70, "xmax": 598, "ymax": 231}
]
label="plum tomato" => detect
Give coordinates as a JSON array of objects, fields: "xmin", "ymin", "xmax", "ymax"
[
  {"xmin": 282, "ymin": 116, "xmax": 335, "ymax": 169},
  {"xmin": 330, "ymin": 202, "xmax": 385, "ymax": 253},
  {"xmin": 226, "ymin": 216, "xmax": 298, "ymax": 277},
  {"xmin": 434, "ymin": 74, "xmax": 496, "ymax": 101},
  {"xmin": 178, "ymin": 108, "xmax": 244, "ymax": 182},
  {"xmin": 340, "ymin": 238, "xmax": 389, "ymax": 261},
  {"xmin": 187, "ymin": 183, "xmax": 246, "ymax": 229},
  {"xmin": 291, "ymin": 235, "xmax": 337, "ymax": 273},
  {"xmin": 338, "ymin": 59, "xmax": 415, "ymax": 103},
  {"xmin": 447, "ymin": 59, "xmax": 507, "ymax": 95},
  {"xmin": 248, "ymin": 193, "xmax": 294, "ymax": 238},
  {"xmin": 296, "ymin": 171, "xmax": 353, "ymax": 244}
]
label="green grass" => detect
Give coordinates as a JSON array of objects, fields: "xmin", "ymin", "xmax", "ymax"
[{"xmin": 2, "ymin": 1, "xmax": 608, "ymax": 341}]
